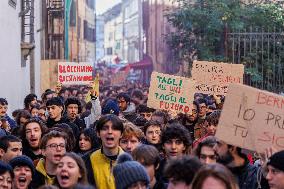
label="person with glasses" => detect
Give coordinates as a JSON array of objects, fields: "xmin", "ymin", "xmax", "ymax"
[
  {"xmin": 265, "ymin": 150, "xmax": 284, "ymax": 189},
  {"xmin": 32, "ymin": 130, "xmax": 67, "ymax": 188},
  {"xmin": 143, "ymin": 120, "xmax": 163, "ymax": 153},
  {"xmin": 194, "ymin": 136, "xmax": 217, "ymax": 164}
]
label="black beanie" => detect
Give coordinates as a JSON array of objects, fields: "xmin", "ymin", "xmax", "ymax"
[
  {"xmin": 267, "ymin": 150, "xmax": 284, "ymax": 172},
  {"xmin": 9, "ymin": 155, "xmax": 35, "ymax": 175},
  {"xmin": 113, "ymin": 153, "xmax": 150, "ymax": 189}
]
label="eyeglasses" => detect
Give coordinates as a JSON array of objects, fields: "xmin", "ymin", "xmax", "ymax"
[{"xmin": 46, "ymin": 143, "xmax": 65, "ymax": 150}]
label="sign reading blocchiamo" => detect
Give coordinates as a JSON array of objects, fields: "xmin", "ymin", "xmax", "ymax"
[
  {"xmin": 58, "ymin": 62, "xmax": 93, "ymax": 85},
  {"xmin": 147, "ymin": 71, "xmax": 196, "ymax": 114},
  {"xmin": 192, "ymin": 61, "xmax": 244, "ymax": 95},
  {"xmin": 215, "ymin": 83, "xmax": 284, "ymax": 153}
]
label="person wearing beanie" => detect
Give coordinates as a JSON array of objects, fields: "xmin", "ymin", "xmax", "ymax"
[
  {"xmin": 9, "ymin": 155, "xmax": 35, "ymax": 189},
  {"xmin": 0, "ymin": 161, "xmax": 14, "ymax": 189},
  {"xmin": 266, "ymin": 150, "xmax": 284, "ymax": 189},
  {"xmin": 102, "ymin": 99, "xmax": 120, "ymax": 116},
  {"xmin": 113, "ymin": 153, "xmax": 150, "ymax": 189}
]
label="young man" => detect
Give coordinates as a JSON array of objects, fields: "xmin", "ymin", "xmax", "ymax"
[
  {"xmin": 136, "ymin": 104, "xmax": 155, "ymax": 121},
  {"xmin": 119, "ymin": 122, "xmax": 144, "ymax": 154},
  {"xmin": 64, "ymin": 96, "xmax": 101, "ymax": 130},
  {"xmin": 9, "ymin": 155, "xmax": 35, "ymax": 189},
  {"xmin": 0, "ymin": 98, "xmax": 17, "ymax": 129},
  {"xmin": 45, "ymin": 97, "xmax": 79, "ymax": 138},
  {"xmin": 132, "ymin": 144, "xmax": 167, "ymax": 189},
  {"xmin": 21, "ymin": 118, "xmax": 47, "ymax": 161},
  {"xmin": 84, "ymin": 114, "xmax": 124, "ymax": 189},
  {"xmin": 214, "ymin": 140, "xmax": 258, "ymax": 189},
  {"xmin": 196, "ymin": 98, "xmax": 208, "ymax": 120},
  {"xmin": 164, "ymin": 156, "xmax": 202, "ymax": 189},
  {"xmin": 32, "ymin": 130, "xmax": 67, "ymax": 188},
  {"xmin": 194, "ymin": 136, "xmax": 217, "ymax": 164},
  {"xmin": 23, "ymin": 94, "xmax": 37, "ymax": 111},
  {"xmin": 0, "ymin": 135, "xmax": 22, "ymax": 163},
  {"xmin": 116, "ymin": 92, "xmax": 137, "ymax": 122},
  {"xmin": 143, "ymin": 121, "xmax": 162, "ymax": 146},
  {"xmin": 266, "ymin": 150, "xmax": 284, "ymax": 189}
]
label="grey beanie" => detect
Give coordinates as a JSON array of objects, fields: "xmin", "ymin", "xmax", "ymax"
[{"xmin": 113, "ymin": 153, "xmax": 150, "ymax": 189}]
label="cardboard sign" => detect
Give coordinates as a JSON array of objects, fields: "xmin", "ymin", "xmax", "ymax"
[
  {"xmin": 192, "ymin": 61, "xmax": 244, "ymax": 95},
  {"xmin": 147, "ymin": 72, "xmax": 196, "ymax": 114},
  {"xmin": 58, "ymin": 62, "xmax": 93, "ymax": 85},
  {"xmin": 85, "ymin": 74, "xmax": 100, "ymax": 103},
  {"xmin": 215, "ymin": 83, "xmax": 284, "ymax": 153}
]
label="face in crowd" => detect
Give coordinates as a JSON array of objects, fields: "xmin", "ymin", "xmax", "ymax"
[
  {"xmin": 139, "ymin": 112, "xmax": 152, "ymax": 121},
  {"xmin": 186, "ymin": 104, "xmax": 198, "ymax": 122},
  {"xmin": 214, "ymin": 141, "xmax": 233, "ymax": 165},
  {"xmin": 79, "ymin": 134, "xmax": 92, "ymax": 152},
  {"xmin": 47, "ymin": 105, "xmax": 63, "ymax": 121},
  {"xmin": 117, "ymin": 97, "xmax": 128, "ymax": 112},
  {"xmin": 266, "ymin": 165, "xmax": 284, "ymax": 189},
  {"xmin": 198, "ymin": 102, "xmax": 207, "ymax": 118},
  {"xmin": 97, "ymin": 121, "xmax": 122, "ymax": 151},
  {"xmin": 119, "ymin": 135, "xmax": 140, "ymax": 154},
  {"xmin": 38, "ymin": 108, "xmax": 47, "ymax": 122},
  {"xmin": 145, "ymin": 125, "xmax": 161, "ymax": 145},
  {"xmin": 66, "ymin": 104, "xmax": 79, "ymax": 120},
  {"xmin": 1, "ymin": 141, "xmax": 22, "ymax": 163},
  {"xmin": 0, "ymin": 171, "xmax": 12, "ymax": 189},
  {"xmin": 42, "ymin": 137, "xmax": 66, "ymax": 166},
  {"xmin": 199, "ymin": 145, "xmax": 217, "ymax": 164},
  {"xmin": 25, "ymin": 122, "xmax": 42, "ymax": 149},
  {"xmin": 0, "ymin": 104, "xmax": 8, "ymax": 117},
  {"xmin": 13, "ymin": 165, "xmax": 32, "ymax": 189},
  {"xmin": 56, "ymin": 155, "xmax": 81, "ymax": 189},
  {"xmin": 163, "ymin": 138, "xmax": 185, "ymax": 159}
]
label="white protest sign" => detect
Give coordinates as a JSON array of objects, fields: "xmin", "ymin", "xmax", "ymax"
[
  {"xmin": 216, "ymin": 83, "xmax": 284, "ymax": 153},
  {"xmin": 58, "ymin": 62, "xmax": 93, "ymax": 85},
  {"xmin": 147, "ymin": 71, "xmax": 196, "ymax": 114},
  {"xmin": 192, "ymin": 61, "xmax": 244, "ymax": 95}
]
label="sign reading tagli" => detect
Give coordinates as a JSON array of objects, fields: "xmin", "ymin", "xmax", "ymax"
[
  {"xmin": 192, "ymin": 61, "xmax": 244, "ymax": 95},
  {"xmin": 215, "ymin": 83, "xmax": 284, "ymax": 153},
  {"xmin": 58, "ymin": 62, "xmax": 93, "ymax": 85},
  {"xmin": 147, "ymin": 72, "xmax": 196, "ymax": 114}
]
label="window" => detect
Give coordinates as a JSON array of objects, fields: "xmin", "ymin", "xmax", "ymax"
[
  {"xmin": 9, "ymin": 0, "xmax": 17, "ymax": 8},
  {"xmin": 106, "ymin": 47, "xmax": 113, "ymax": 55}
]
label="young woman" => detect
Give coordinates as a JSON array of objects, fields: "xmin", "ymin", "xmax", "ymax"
[
  {"xmin": 77, "ymin": 128, "xmax": 100, "ymax": 156},
  {"xmin": 0, "ymin": 161, "xmax": 13, "ymax": 189},
  {"xmin": 56, "ymin": 152, "xmax": 88, "ymax": 189}
]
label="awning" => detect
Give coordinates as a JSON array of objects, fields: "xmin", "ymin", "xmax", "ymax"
[{"xmin": 129, "ymin": 56, "xmax": 153, "ymax": 69}]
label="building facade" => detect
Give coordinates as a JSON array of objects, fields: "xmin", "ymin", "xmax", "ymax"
[
  {"xmin": 0, "ymin": 0, "xmax": 41, "ymax": 112},
  {"xmin": 95, "ymin": 15, "xmax": 105, "ymax": 61}
]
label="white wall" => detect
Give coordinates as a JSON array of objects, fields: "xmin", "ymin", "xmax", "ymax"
[{"xmin": 0, "ymin": 1, "xmax": 41, "ymax": 115}]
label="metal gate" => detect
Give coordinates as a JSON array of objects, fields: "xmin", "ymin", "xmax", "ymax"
[{"xmin": 226, "ymin": 28, "xmax": 284, "ymax": 93}]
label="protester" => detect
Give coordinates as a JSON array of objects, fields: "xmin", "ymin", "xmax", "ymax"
[
  {"xmin": 9, "ymin": 155, "xmax": 35, "ymax": 189},
  {"xmin": 191, "ymin": 163, "xmax": 239, "ymax": 189},
  {"xmin": 0, "ymin": 161, "xmax": 13, "ymax": 189},
  {"xmin": 24, "ymin": 94, "xmax": 38, "ymax": 111},
  {"xmin": 30, "ymin": 104, "xmax": 41, "ymax": 118},
  {"xmin": 77, "ymin": 128, "xmax": 100, "ymax": 156},
  {"xmin": 116, "ymin": 92, "xmax": 137, "ymax": 122},
  {"xmin": 0, "ymin": 98, "xmax": 17, "ymax": 129},
  {"xmin": 136, "ymin": 104, "xmax": 155, "ymax": 121},
  {"xmin": 143, "ymin": 120, "xmax": 162, "ymax": 151},
  {"xmin": 265, "ymin": 150, "xmax": 284, "ymax": 189},
  {"xmin": 33, "ymin": 130, "xmax": 67, "ymax": 188},
  {"xmin": 196, "ymin": 98, "xmax": 208, "ymax": 120},
  {"xmin": 164, "ymin": 156, "xmax": 202, "ymax": 189},
  {"xmin": 119, "ymin": 122, "xmax": 144, "ymax": 154},
  {"xmin": 83, "ymin": 114, "xmax": 124, "ymax": 188},
  {"xmin": 194, "ymin": 136, "xmax": 217, "ymax": 164},
  {"xmin": 214, "ymin": 140, "xmax": 258, "ymax": 189},
  {"xmin": 0, "ymin": 135, "xmax": 22, "ymax": 163},
  {"xmin": 113, "ymin": 153, "xmax": 150, "ymax": 189},
  {"xmin": 21, "ymin": 118, "xmax": 47, "ymax": 161},
  {"xmin": 132, "ymin": 144, "xmax": 167, "ymax": 189},
  {"xmin": 56, "ymin": 153, "xmax": 88, "ymax": 189},
  {"xmin": 38, "ymin": 106, "xmax": 47, "ymax": 122}
]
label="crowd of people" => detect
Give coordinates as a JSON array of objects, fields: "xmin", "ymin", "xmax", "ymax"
[{"xmin": 0, "ymin": 81, "xmax": 283, "ymax": 189}]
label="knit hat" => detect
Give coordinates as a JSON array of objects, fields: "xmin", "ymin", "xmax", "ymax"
[
  {"xmin": 267, "ymin": 150, "xmax": 284, "ymax": 172},
  {"xmin": 9, "ymin": 155, "xmax": 35, "ymax": 175},
  {"xmin": 113, "ymin": 153, "xmax": 150, "ymax": 189},
  {"xmin": 46, "ymin": 97, "xmax": 64, "ymax": 107},
  {"xmin": 102, "ymin": 99, "xmax": 120, "ymax": 116}
]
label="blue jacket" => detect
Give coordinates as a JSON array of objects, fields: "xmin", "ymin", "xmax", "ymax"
[{"xmin": 4, "ymin": 115, "xmax": 16, "ymax": 129}]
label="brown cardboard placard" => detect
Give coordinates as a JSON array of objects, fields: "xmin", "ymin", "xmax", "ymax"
[
  {"xmin": 192, "ymin": 61, "xmax": 244, "ymax": 95},
  {"xmin": 215, "ymin": 83, "xmax": 284, "ymax": 153},
  {"xmin": 147, "ymin": 71, "xmax": 196, "ymax": 114}
]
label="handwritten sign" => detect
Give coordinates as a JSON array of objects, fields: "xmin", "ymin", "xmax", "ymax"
[
  {"xmin": 147, "ymin": 72, "xmax": 196, "ymax": 114},
  {"xmin": 192, "ymin": 61, "xmax": 244, "ymax": 95},
  {"xmin": 215, "ymin": 83, "xmax": 284, "ymax": 153},
  {"xmin": 58, "ymin": 62, "xmax": 93, "ymax": 85}
]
